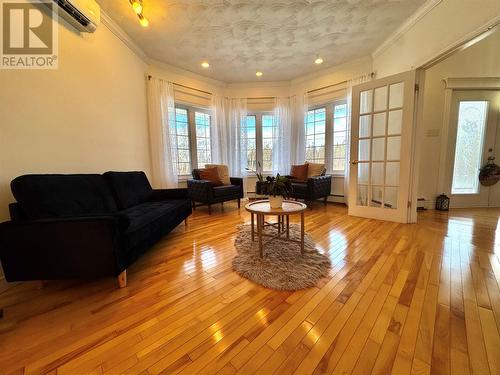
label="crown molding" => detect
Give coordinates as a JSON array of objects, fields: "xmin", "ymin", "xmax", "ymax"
[
  {"xmin": 100, "ymin": 9, "xmax": 150, "ymax": 64},
  {"xmin": 372, "ymin": 0, "xmax": 442, "ymax": 58}
]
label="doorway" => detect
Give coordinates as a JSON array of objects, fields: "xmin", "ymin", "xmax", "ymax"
[{"xmin": 445, "ymin": 90, "xmax": 500, "ymax": 207}]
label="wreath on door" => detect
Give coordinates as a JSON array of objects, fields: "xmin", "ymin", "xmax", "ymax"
[{"xmin": 479, "ymin": 157, "xmax": 500, "ymax": 186}]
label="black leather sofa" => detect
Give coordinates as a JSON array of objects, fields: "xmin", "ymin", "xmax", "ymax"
[
  {"xmin": 256, "ymin": 175, "xmax": 332, "ymax": 208},
  {"xmin": 0, "ymin": 171, "xmax": 191, "ymax": 287},
  {"xmin": 187, "ymin": 169, "xmax": 244, "ymax": 214}
]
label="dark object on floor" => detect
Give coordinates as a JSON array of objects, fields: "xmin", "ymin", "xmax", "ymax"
[
  {"xmin": 0, "ymin": 172, "xmax": 191, "ymax": 287},
  {"xmin": 435, "ymin": 193, "xmax": 450, "ymax": 211},
  {"xmin": 187, "ymin": 169, "xmax": 243, "ymax": 214}
]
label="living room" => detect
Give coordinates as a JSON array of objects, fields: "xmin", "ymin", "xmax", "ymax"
[{"xmin": 1, "ymin": 0, "xmax": 500, "ymax": 373}]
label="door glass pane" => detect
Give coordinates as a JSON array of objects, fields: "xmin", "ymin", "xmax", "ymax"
[
  {"xmin": 358, "ymin": 163, "xmax": 369, "ymax": 184},
  {"xmin": 360, "ymin": 90, "xmax": 373, "ymax": 114},
  {"xmin": 358, "ymin": 139, "xmax": 370, "ymax": 161},
  {"xmin": 370, "ymin": 186, "xmax": 383, "ymax": 207},
  {"xmin": 373, "ymin": 112, "xmax": 386, "ymax": 137},
  {"xmin": 359, "ymin": 115, "xmax": 371, "ymax": 138},
  {"xmin": 372, "ymin": 138, "xmax": 385, "ymax": 161},
  {"xmin": 387, "ymin": 136, "xmax": 401, "ymax": 160},
  {"xmin": 389, "ymin": 82, "xmax": 404, "ymax": 109},
  {"xmin": 384, "ymin": 187, "xmax": 398, "ymax": 209},
  {"xmin": 451, "ymin": 101, "xmax": 488, "ymax": 194},
  {"xmin": 385, "ymin": 162, "xmax": 400, "ymax": 186},
  {"xmin": 374, "ymin": 86, "xmax": 388, "ymax": 112},
  {"xmin": 357, "ymin": 185, "xmax": 368, "ymax": 206},
  {"xmin": 371, "ymin": 162, "xmax": 384, "ymax": 185},
  {"xmin": 388, "ymin": 109, "xmax": 403, "ymax": 135}
]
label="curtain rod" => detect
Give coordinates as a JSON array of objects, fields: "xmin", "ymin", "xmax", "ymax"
[
  {"xmin": 306, "ymin": 72, "xmax": 375, "ymax": 94},
  {"xmin": 147, "ymin": 75, "xmax": 213, "ymax": 96}
]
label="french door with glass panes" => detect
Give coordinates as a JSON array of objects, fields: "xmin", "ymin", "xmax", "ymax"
[{"xmin": 348, "ymin": 71, "xmax": 417, "ymax": 223}]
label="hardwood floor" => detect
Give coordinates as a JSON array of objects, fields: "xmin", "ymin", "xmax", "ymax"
[{"xmin": 0, "ymin": 202, "xmax": 499, "ymax": 374}]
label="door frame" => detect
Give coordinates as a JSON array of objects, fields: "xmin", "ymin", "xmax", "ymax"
[{"xmin": 348, "ymin": 70, "xmax": 419, "ymax": 223}]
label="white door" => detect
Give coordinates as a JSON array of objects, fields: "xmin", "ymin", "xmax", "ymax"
[
  {"xmin": 445, "ymin": 90, "xmax": 500, "ymax": 208},
  {"xmin": 348, "ymin": 71, "xmax": 417, "ymax": 223}
]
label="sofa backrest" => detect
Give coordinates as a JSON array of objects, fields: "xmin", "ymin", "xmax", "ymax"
[
  {"xmin": 11, "ymin": 174, "xmax": 118, "ymax": 220},
  {"xmin": 103, "ymin": 171, "xmax": 153, "ymax": 209}
]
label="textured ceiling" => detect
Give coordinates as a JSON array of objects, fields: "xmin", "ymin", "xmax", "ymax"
[{"xmin": 98, "ymin": 0, "xmax": 425, "ymax": 82}]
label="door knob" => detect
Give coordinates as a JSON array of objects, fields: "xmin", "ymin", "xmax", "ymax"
[{"xmin": 351, "ymin": 160, "xmax": 359, "ymax": 165}]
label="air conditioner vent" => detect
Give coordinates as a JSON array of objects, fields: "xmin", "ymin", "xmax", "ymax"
[{"xmin": 56, "ymin": 0, "xmax": 90, "ymax": 27}]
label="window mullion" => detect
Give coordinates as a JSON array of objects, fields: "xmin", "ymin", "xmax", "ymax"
[{"xmin": 188, "ymin": 109, "xmax": 198, "ymax": 170}]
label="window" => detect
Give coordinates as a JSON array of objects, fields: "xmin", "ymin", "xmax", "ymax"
[
  {"xmin": 173, "ymin": 106, "xmax": 212, "ymax": 175},
  {"xmin": 242, "ymin": 113, "xmax": 275, "ymax": 173},
  {"xmin": 332, "ymin": 102, "xmax": 347, "ymax": 173},
  {"xmin": 451, "ymin": 101, "xmax": 488, "ymax": 194},
  {"xmin": 173, "ymin": 108, "xmax": 191, "ymax": 175},
  {"xmin": 195, "ymin": 112, "xmax": 211, "ymax": 168},
  {"xmin": 305, "ymin": 107, "xmax": 326, "ymax": 164}
]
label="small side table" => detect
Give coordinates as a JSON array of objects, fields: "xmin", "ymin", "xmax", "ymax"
[{"xmin": 244, "ymin": 200, "xmax": 307, "ymax": 257}]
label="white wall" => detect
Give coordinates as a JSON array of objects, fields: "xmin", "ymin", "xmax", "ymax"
[
  {"xmin": 0, "ymin": 18, "xmax": 151, "ymax": 222},
  {"xmin": 417, "ymin": 30, "xmax": 500, "ymax": 206},
  {"xmin": 372, "ymin": 0, "xmax": 500, "ymax": 77}
]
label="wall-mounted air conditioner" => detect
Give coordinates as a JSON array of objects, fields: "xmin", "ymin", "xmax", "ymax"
[{"xmin": 53, "ymin": 0, "xmax": 100, "ymax": 33}]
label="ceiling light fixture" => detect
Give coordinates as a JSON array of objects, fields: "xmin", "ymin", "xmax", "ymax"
[
  {"xmin": 201, "ymin": 61, "xmax": 210, "ymax": 68},
  {"xmin": 315, "ymin": 57, "xmax": 324, "ymax": 65},
  {"xmin": 256, "ymin": 71, "xmax": 263, "ymax": 77},
  {"xmin": 129, "ymin": 0, "xmax": 149, "ymax": 27}
]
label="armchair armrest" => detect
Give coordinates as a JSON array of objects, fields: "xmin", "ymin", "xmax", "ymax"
[
  {"xmin": 230, "ymin": 177, "xmax": 244, "ymax": 198},
  {"xmin": 0, "ymin": 216, "xmax": 123, "ymax": 281},
  {"xmin": 187, "ymin": 179, "xmax": 213, "ymax": 202},
  {"xmin": 307, "ymin": 175, "xmax": 332, "ymax": 199},
  {"xmin": 151, "ymin": 188, "xmax": 189, "ymax": 200}
]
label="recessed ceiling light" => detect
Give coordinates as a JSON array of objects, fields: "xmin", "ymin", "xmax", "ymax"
[
  {"xmin": 315, "ymin": 57, "xmax": 324, "ymax": 65},
  {"xmin": 256, "ymin": 71, "xmax": 263, "ymax": 77},
  {"xmin": 201, "ymin": 61, "xmax": 210, "ymax": 68},
  {"xmin": 138, "ymin": 13, "xmax": 149, "ymax": 27}
]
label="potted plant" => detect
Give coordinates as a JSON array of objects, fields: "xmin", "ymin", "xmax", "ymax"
[{"xmin": 247, "ymin": 163, "xmax": 292, "ymax": 208}]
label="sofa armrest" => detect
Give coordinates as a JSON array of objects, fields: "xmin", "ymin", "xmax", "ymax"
[
  {"xmin": 0, "ymin": 216, "xmax": 123, "ymax": 281},
  {"xmin": 187, "ymin": 179, "xmax": 213, "ymax": 202},
  {"xmin": 307, "ymin": 175, "xmax": 332, "ymax": 199},
  {"xmin": 151, "ymin": 188, "xmax": 189, "ymax": 200}
]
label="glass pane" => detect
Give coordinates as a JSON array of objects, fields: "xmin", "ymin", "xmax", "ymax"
[
  {"xmin": 333, "ymin": 159, "xmax": 345, "ymax": 171},
  {"xmin": 384, "ymin": 187, "xmax": 398, "ymax": 209},
  {"xmin": 334, "ymin": 117, "xmax": 347, "ymax": 132},
  {"xmin": 359, "ymin": 115, "xmax": 371, "ymax": 138},
  {"xmin": 370, "ymin": 186, "xmax": 383, "ymax": 207},
  {"xmin": 334, "ymin": 104, "xmax": 347, "ymax": 118},
  {"xmin": 358, "ymin": 139, "xmax": 370, "ymax": 161},
  {"xmin": 357, "ymin": 185, "xmax": 368, "ymax": 206},
  {"xmin": 333, "ymin": 144, "xmax": 345, "ymax": 158},
  {"xmin": 373, "ymin": 112, "xmax": 386, "ymax": 137},
  {"xmin": 389, "ymin": 82, "xmax": 404, "ymax": 109},
  {"xmin": 371, "ymin": 162, "xmax": 384, "ymax": 185},
  {"xmin": 388, "ymin": 109, "xmax": 403, "ymax": 135},
  {"xmin": 374, "ymin": 86, "xmax": 388, "ymax": 112},
  {"xmin": 372, "ymin": 138, "xmax": 385, "ymax": 161},
  {"xmin": 451, "ymin": 101, "xmax": 488, "ymax": 194},
  {"xmin": 358, "ymin": 163, "xmax": 369, "ymax": 184},
  {"xmin": 387, "ymin": 136, "xmax": 401, "ymax": 160},
  {"xmin": 360, "ymin": 90, "xmax": 373, "ymax": 114},
  {"xmin": 385, "ymin": 162, "xmax": 400, "ymax": 186},
  {"xmin": 315, "ymin": 134, "xmax": 325, "ymax": 146},
  {"xmin": 333, "ymin": 134, "xmax": 346, "ymax": 146}
]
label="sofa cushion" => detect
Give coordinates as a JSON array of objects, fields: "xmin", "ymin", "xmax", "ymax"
[
  {"xmin": 11, "ymin": 174, "xmax": 117, "ymax": 220},
  {"xmin": 213, "ymin": 184, "xmax": 241, "ymax": 197},
  {"xmin": 104, "ymin": 171, "xmax": 153, "ymax": 209},
  {"xmin": 120, "ymin": 200, "xmax": 188, "ymax": 233}
]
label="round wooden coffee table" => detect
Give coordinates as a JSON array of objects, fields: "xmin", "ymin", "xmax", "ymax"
[{"xmin": 245, "ymin": 200, "xmax": 308, "ymax": 257}]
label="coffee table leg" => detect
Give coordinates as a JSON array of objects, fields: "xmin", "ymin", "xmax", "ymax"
[
  {"xmin": 251, "ymin": 213, "xmax": 254, "ymax": 241},
  {"xmin": 277, "ymin": 215, "xmax": 281, "ymax": 234},
  {"xmin": 286, "ymin": 215, "xmax": 289, "ymax": 239},
  {"xmin": 258, "ymin": 214, "xmax": 263, "ymax": 258},
  {"xmin": 300, "ymin": 212, "xmax": 304, "ymax": 255}
]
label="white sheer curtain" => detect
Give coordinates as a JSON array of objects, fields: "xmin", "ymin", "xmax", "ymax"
[
  {"xmin": 291, "ymin": 92, "xmax": 308, "ymax": 164},
  {"xmin": 272, "ymin": 97, "xmax": 293, "ymax": 175},
  {"xmin": 228, "ymin": 98, "xmax": 247, "ymax": 176},
  {"xmin": 210, "ymin": 95, "xmax": 229, "ymax": 165},
  {"xmin": 344, "ymin": 73, "xmax": 373, "ymax": 205},
  {"xmin": 147, "ymin": 77, "xmax": 178, "ymax": 188}
]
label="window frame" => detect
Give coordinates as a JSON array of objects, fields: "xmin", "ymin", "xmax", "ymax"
[
  {"xmin": 244, "ymin": 112, "xmax": 276, "ymax": 174},
  {"xmin": 174, "ymin": 104, "xmax": 212, "ymax": 177},
  {"xmin": 332, "ymin": 99, "xmax": 348, "ymax": 175}
]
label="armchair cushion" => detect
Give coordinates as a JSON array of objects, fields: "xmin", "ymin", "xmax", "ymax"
[
  {"xmin": 307, "ymin": 163, "xmax": 326, "ymax": 178},
  {"xmin": 205, "ymin": 164, "xmax": 230, "ymax": 185},
  {"xmin": 197, "ymin": 167, "xmax": 223, "ymax": 186},
  {"xmin": 212, "ymin": 184, "xmax": 241, "ymax": 198},
  {"xmin": 104, "ymin": 171, "xmax": 153, "ymax": 209},
  {"xmin": 290, "ymin": 164, "xmax": 308, "ymax": 182}
]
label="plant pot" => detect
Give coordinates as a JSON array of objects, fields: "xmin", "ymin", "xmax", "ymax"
[{"xmin": 269, "ymin": 195, "xmax": 283, "ymax": 208}]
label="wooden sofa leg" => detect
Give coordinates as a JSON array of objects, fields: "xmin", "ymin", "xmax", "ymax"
[
  {"xmin": 184, "ymin": 217, "xmax": 188, "ymax": 227},
  {"xmin": 117, "ymin": 270, "xmax": 127, "ymax": 288},
  {"xmin": 324, "ymin": 196, "xmax": 328, "ymax": 206},
  {"xmin": 238, "ymin": 198, "xmax": 241, "ymax": 208}
]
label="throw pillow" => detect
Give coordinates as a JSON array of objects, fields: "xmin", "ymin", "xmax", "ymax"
[
  {"xmin": 290, "ymin": 164, "xmax": 309, "ymax": 181},
  {"xmin": 205, "ymin": 164, "xmax": 231, "ymax": 185},
  {"xmin": 307, "ymin": 162, "xmax": 326, "ymax": 178},
  {"xmin": 198, "ymin": 167, "xmax": 223, "ymax": 186}
]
